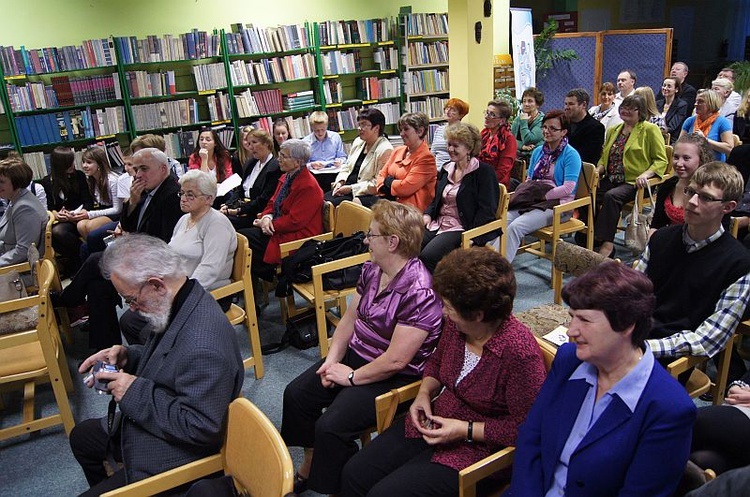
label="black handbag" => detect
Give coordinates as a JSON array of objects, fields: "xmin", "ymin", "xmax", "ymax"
[{"xmin": 261, "ymin": 308, "xmax": 331, "ymax": 354}]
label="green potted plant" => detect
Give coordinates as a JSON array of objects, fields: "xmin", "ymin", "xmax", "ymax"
[{"xmin": 534, "ymin": 20, "xmax": 579, "ymax": 80}]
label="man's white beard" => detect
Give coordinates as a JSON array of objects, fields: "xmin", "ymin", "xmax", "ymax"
[{"xmin": 138, "ymin": 290, "xmax": 173, "ymax": 333}]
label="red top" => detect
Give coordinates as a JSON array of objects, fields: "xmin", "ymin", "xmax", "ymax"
[
  {"xmin": 663, "ymin": 192, "xmax": 685, "ymax": 226},
  {"xmin": 480, "ymin": 125, "xmax": 517, "ymax": 188},
  {"xmin": 188, "ymin": 155, "xmax": 233, "ymax": 183},
  {"xmin": 404, "ymin": 315, "xmax": 546, "ymax": 472}
]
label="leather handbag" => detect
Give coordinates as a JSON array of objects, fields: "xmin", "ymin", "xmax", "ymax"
[{"xmin": 624, "ymin": 184, "xmax": 653, "ymax": 254}]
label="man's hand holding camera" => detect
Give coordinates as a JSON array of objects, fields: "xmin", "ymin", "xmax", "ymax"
[{"xmin": 79, "ymin": 345, "xmax": 136, "ymax": 402}]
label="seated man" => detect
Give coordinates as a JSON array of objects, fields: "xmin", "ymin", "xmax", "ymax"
[
  {"xmin": 57, "ymin": 148, "xmax": 182, "ymax": 349},
  {"xmin": 304, "ymin": 110, "xmax": 347, "ymax": 170},
  {"xmin": 635, "ymin": 161, "xmax": 750, "ymax": 381},
  {"xmin": 69, "ymin": 234, "xmax": 243, "ymax": 496},
  {"xmin": 564, "ymin": 88, "xmax": 605, "ymax": 165}
]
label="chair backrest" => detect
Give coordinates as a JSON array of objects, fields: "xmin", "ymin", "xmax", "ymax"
[
  {"xmin": 734, "ymin": 134, "xmax": 743, "ymax": 147},
  {"xmin": 661, "ymin": 129, "xmax": 671, "ymax": 146},
  {"xmin": 334, "ymin": 200, "xmax": 373, "ymax": 237},
  {"xmin": 664, "ymin": 145, "xmax": 674, "ymax": 178},
  {"xmin": 730, "ymin": 217, "xmax": 741, "ymax": 239},
  {"xmin": 497, "ymin": 183, "xmax": 509, "ymax": 219},
  {"xmin": 43, "ymin": 211, "xmax": 54, "ymax": 261},
  {"xmin": 575, "ymin": 162, "xmax": 598, "ymax": 201},
  {"xmin": 552, "ymin": 240, "xmax": 613, "ymax": 304},
  {"xmin": 224, "ymin": 398, "xmax": 294, "ymax": 497},
  {"xmin": 322, "ymin": 201, "xmax": 334, "ymax": 233},
  {"xmin": 534, "ymin": 336, "xmax": 557, "ymax": 372},
  {"xmin": 230, "ymin": 233, "xmax": 249, "ymax": 285}
]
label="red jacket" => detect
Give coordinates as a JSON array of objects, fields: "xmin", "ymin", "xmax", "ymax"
[
  {"xmin": 376, "ymin": 142, "xmax": 436, "ymax": 212},
  {"xmin": 261, "ymin": 166, "xmax": 323, "ymax": 265},
  {"xmin": 480, "ymin": 125, "xmax": 517, "ymax": 188}
]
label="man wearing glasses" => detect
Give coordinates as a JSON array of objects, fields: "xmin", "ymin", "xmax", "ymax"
[
  {"xmin": 70, "ymin": 234, "xmax": 243, "ymax": 496},
  {"xmin": 635, "ymin": 161, "xmax": 750, "ymax": 382}
]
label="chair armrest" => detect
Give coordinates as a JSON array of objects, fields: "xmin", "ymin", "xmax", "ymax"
[
  {"xmin": 0, "ymin": 262, "xmax": 31, "ymax": 275},
  {"xmin": 310, "ymin": 253, "xmax": 371, "ymax": 277},
  {"xmin": 552, "ymin": 197, "xmax": 589, "ymax": 215},
  {"xmin": 667, "ymin": 355, "xmax": 708, "ymax": 376},
  {"xmin": 279, "ymin": 232, "xmax": 334, "ymax": 259},
  {"xmin": 0, "ymin": 295, "xmax": 40, "ymax": 313},
  {"xmin": 101, "ymin": 454, "xmax": 224, "ymax": 497},
  {"xmin": 461, "ymin": 220, "xmax": 504, "ymax": 248},
  {"xmin": 375, "ymin": 380, "xmax": 422, "ymax": 432},
  {"xmin": 458, "ymin": 446, "xmax": 515, "ymax": 495}
]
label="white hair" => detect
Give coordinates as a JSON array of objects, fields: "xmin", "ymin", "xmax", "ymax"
[{"xmin": 100, "ymin": 233, "xmax": 187, "ymax": 286}]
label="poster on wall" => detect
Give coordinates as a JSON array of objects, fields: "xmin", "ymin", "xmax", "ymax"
[{"xmin": 510, "ymin": 8, "xmax": 535, "ymax": 96}]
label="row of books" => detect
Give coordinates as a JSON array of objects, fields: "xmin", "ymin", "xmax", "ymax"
[
  {"xmin": 404, "ymin": 13, "xmax": 449, "ymax": 37},
  {"xmin": 0, "ymin": 38, "xmax": 117, "ymax": 76},
  {"xmin": 206, "ymin": 92, "xmax": 232, "ymax": 122},
  {"xmin": 283, "ymin": 90, "xmax": 315, "ymax": 111},
  {"xmin": 229, "ymin": 53, "xmax": 317, "ymax": 87},
  {"xmin": 162, "ymin": 126, "xmax": 234, "ymax": 159},
  {"xmin": 321, "ymin": 50, "xmax": 362, "ymax": 76},
  {"xmin": 235, "ymin": 88, "xmax": 278, "ymax": 117},
  {"xmin": 227, "ymin": 23, "xmax": 311, "ymax": 55},
  {"xmin": 23, "ymin": 141, "xmax": 125, "ymax": 179},
  {"xmin": 406, "ymin": 96, "xmax": 449, "ymax": 120},
  {"xmin": 358, "ymin": 77, "xmax": 400, "ymax": 101},
  {"xmin": 192, "ymin": 63, "xmax": 228, "ymax": 91},
  {"xmin": 326, "ymin": 102, "xmax": 399, "ymax": 132},
  {"xmin": 114, "ymin": 31, "xmax": 221, "ymax": 65},
  {"xmin": 404, "ymin": 70, "xmax": 450, "ymax": 94},
  {"xmin": 251, "ymin": 115, "xmax": 312, "ymax": 139},
  {"xmin": 6, "ymin": 74, "xmax": 122, "ymax": 112},
  {"xmin": 131, "ymin": 98, "xmax": 200, "ymax": 132},
  {"xmin": 405, "ymin": 41, "xmax": 449, "ymax": 66},
  {"xmin": 125, "ymin": 70, "xmax": 177, "ymax": 98},
  {"xmin": 15, "ymin": 106, "xmax": 127, "ymax": 147},
  {"xmin": 322, "ymin": 80, "xmax": 343, "ymax": 105},
  {"xmin": 373, "ymin": 46, "xmax": 399, "ymax": 71},
  {"xmin": 317, "ymin": 19, "xmax": 392, "ymax": 46}
]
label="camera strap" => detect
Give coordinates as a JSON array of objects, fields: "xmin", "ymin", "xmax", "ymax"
[{"xmin": 105, "ymin": 398, "xmax": 119, "ymax": 475}]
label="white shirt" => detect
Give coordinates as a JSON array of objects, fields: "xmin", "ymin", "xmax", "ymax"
[{"xmin": 243, "ymin": 153, "xmax": 273, "ymax": 197}]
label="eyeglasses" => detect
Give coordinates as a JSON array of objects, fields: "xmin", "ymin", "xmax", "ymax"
[
  {"xmin": 178, "ymin": 191, "xmax": 205, "ymax": 201},
  {"xmin": 357, "ymin": 122, "xmax": 372, "ymax": 130},
  {"xmin": 278, "ymin": 152, "xmax": 292, "ymax": 161},
  {"xmin": 484, "ymin": 111, "xmax": 501, "ymax": 119},
  {"xmin": 684, "ymin": 187, "xmax": 727, "ymax": 203},
  {"xmin": 541, "ymin": 125, "xmax": 562, "ymax": 132},
  {"xmin": 365, "ymin": 230, "xmax": 390, "ymax": 241},
  {"xmin": 120, "ymin": 283, "xmax": 147, "ymax": 308}
]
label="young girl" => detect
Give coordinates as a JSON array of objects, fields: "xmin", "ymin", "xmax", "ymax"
[
  {"xmin": 188, "ymin": 128, "xmax": 232, "ymax": 183},
  {"xmin": 273, "ymin": 118, "xmax": 292, "ymax": 154},
  {"xmin": 74, "ymin": 146, "xmax": 122, "ymax": 238}
]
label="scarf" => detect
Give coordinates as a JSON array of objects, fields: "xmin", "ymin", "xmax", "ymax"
[
  {"xmin": 273, "ymin": 168, "xmax": 299, "ymax": 218},
  {"xmin": 693, "ymin": 112, "xmax": 719, "ymax": 137},
  {"xmin": 532, "ymin": 136, "xmax": 568, "ymax": 180}
]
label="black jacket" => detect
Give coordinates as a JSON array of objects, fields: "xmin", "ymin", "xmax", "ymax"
[
  {"xmin": 424, "ymin": 161, "xmax": 500, "ymax": 246},
  {"xmin": 656, "ymin": 97, "xmax": 689, "ymax": 144},
  {"xmin": 568, "ymin": 113, "xmax": 605, "ymax": 165},
  {"xmin": 120, "ymin": 175, "xmax": 182, "ymax": 242},
  {"xmin": 39, "ymin": 170, "xmax": 94, "ymax": 212},
  {"xmin": 238, "ymin": 157, "xmax": 282, "ymax": 218}
]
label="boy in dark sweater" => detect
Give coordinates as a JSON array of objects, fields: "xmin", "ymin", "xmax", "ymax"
[{"xmin": 635, "ymin": 162, "xmax": 750, "ymax": 378}]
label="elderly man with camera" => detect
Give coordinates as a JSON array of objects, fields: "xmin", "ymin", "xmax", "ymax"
[{"xmin": 69, "ymin": 234, "xmax": 243, "ymax": 496}]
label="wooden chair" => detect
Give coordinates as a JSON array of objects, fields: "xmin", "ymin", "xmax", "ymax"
[
  {"xmin": 661, "ymin": 129, "xmax": 671, "ymax": 146},
  {"xmin": 516, "ymin": 162, "xmax": 599, "ymax": 284},
  {"xmin": 666, "ymin": 336, "xmax": 738, "ymax": 405},
  {"xmin": 373, "ymin": 336, "xmax": 557, "ymax": 497},
  {"xmin": 102, "ymin": 397, "xmax": 294, "ymax": 497},
  {"xmin": 511, "ymin": 158, "xmax": 527, "ymax": 184},
  {"xmin": 733, "ymin": 134, "xmax": 743, "ymax": 147},
  {"xmin": 0, "ymin": 258, "xmax": 75, "ymax": 441},
  {"xmin": 40, "ymin": 211, "xmax": 74, "ymax": 343},
  {"xmin": 210, "ymin": 233, "xmax": 264, "ymax": 379},
  {"xmin": 729, "ymin": 217, "xmax": 741, "ymax": 239},
  {"xmin": 279, "ymin": 200, "xmax": 372, "ymax": 357},
  {"xmin": 621, "ymin": 145, "xmax": 674, "ymax": 221},
  {"xmin": 461, "ymin": 183, "xmax": 509, "ymax": 257}
]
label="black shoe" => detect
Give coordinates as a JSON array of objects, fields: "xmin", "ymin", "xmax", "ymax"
[
  {"xmin": 574, "ymin": 232, "xmax": 588, "ymax": 247},
  {"xmin": 699, "ymin": 392, "xmax": 714, "ymax": 402},
  {"xmin": 293, "ymin": 473, "xmax": 308, "ymax": 494}
]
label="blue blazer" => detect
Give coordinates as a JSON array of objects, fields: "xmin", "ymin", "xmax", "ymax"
[{"xmin": 508, "ymin": 343, "xmax": 696, "ymax": 497}]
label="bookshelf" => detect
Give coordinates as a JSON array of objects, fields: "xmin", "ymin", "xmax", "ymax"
[
  {"xmin": 400, "ymin": 12, "xmax": 450, "ymax": 123},
  {"xmin": 315, "ymin": 18, "xmax": 401, "ymax": 134},
  {"xmin": 223, "ymin": 23, "xmax": 320, "ymax": 137}
]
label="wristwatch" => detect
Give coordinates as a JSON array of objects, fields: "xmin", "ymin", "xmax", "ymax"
[{"xmin": 348, "ymin": 370, "xmax": 356, "ymax": 386}]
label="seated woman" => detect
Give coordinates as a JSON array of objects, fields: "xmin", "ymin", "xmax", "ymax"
[
  {"xmin": 505, "ymin": 110, "xmax": 581, "ymax": 262},
  {"xmin": 230, "ymin": 125, "xmax": 254, "ymax": 177},
  {"xmin": 273, "ymin": 118, "xmax": 292, "ymax": 154},
  {"xmin": 73, "ymin": 146, "xmax": 122, "ymax": 239},
  {"xmin": 220, "ymin": 128, "xmax": 281, "ymax": 229},
  {"xmin": 713, "ymin": 77, "xmax": 739, "ymax": 125},
  {"xmin": 508, "ymin": 262, "xmax": 697, "ymax": 497},
  {"xmin": 690, "ymin": 369, "xmax": 750, "ymax": 477},
  {"xmin": 420, "ymin": 122, "xmax": 499, "ymax": 272},
  {"xmin": 650, "ymin": 133, "xmax": 713, "ymax": 235},
  {"xmin": 657, "ymin": 77, "xmax": 689, "ymax": 145},
  {"xmin": 733, "ymin": 89, "xmax": 750, "ymax": 144},
  {"xmin": 281, "ymin": 200, "xmax": 443, "ymax": 496},
  {"xmin": 238, "ymin": 139, "xmax": 323, "ymax": 280},
  {"xmin": 635, "ymin": 86, "xmax": 665, "ymax": 129},
  {"xmin": 120, "ymin": 170, "xmax": 237, "ymax": 345},
  {"xmin": 479, "ymin": 99, "xmax": 517, "ymax": 188},
  {"xmin": 431, "ymin": 98, "xmax": 469, "ymax": 170},
  {"xmin": 511, "ymin": 87, "xmax": 545, "ymax": 161},
  {"xmin": 0, "ymin": 158, "xmax": 48, "ymax": 267},
  {"xmin": 340, "ymin": 247, "xmax": 546, "ymax": 497},
  {"xmin": 325, "ymin": 108, "xmax": 393, "ymax": 206},
  {"xmin": 370, "ymin": 112, "xmax": 437, "ymax": 212},
  {"xmin": 41, "ymin": 146, "xmax": 94, "ymax": 275},
  {"xmin": 188, "ymin": 128, "xmax": 233, "ymax": 194},
  {"xmin": 589, "ymin": 82, "xmax": 618, "ymax": 128},
  {"xmin": 595, "ymin": 94, "xmax": 668, "ymax": 258},
  {"xmin": 680, "ymin": 89, "xmax": 734, "ymax": 161}
]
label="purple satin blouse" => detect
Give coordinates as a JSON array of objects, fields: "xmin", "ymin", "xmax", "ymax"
[{"xmin": 348, "ymin": 258, "xmax": 443, "ymax": 376}]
